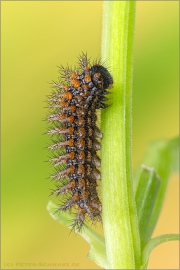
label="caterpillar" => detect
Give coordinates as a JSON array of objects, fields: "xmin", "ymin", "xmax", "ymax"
[{"xmin": 47, "ymin": 53, "xmax": 113, "ymax": 231}]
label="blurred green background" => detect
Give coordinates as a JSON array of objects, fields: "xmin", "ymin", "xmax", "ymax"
[{"xmin": 2, "ymin": 1, "xmax": 179, "ymax": 269}]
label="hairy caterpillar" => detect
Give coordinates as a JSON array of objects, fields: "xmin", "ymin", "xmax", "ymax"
[{"xmin": 47, "ymin": 53, "xmax": 113, "ymax": 231}]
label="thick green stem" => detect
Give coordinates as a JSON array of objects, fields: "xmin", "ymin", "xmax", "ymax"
[{"xmin": 101, "ymin": 2, "xmax": 141, "ymax": 269}]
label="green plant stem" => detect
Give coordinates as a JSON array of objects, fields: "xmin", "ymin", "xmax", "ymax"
[
  {"xmin": 142, "ymin": 234, "xmax": 180, "ymax": 269},
  {"xmin": 101, "ymin": 2, "xmax": 141, "ymax": 269}
]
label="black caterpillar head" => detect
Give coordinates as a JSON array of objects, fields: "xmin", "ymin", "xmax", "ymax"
[{"xmin": 90, "ymin": 65, "xmax": 113, "ymax": 90}]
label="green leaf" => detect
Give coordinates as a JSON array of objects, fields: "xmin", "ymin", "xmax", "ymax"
[
  {"xmin": 135, "ymin": 136, "xmax": 179, "ymax": 241},
  {"xmin": 86, "ymin": 231, "xmax": 107, "ymax": 269},
  {"xmin": 167, "ymin": 136, "xmax": 179, "ymax": 172},
  {"xmin": 47, "ymin": 201, "xmax": 107, "ymax": 268},
  {"xmin": 135, "ymin": 166, "xmax": 161, "ymax": 247},
  {"xmin": 141, "ymin": 234, "xmax": 180, "ymax": 269}
]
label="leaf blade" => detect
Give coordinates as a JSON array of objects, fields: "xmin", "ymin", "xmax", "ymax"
[
  {"xmin": 47, "ymin": 201, "xmax": 107, "ymax": 268},
  {"xmin": 135, "ymin": 166, "xmax": 161, "ymax": 247},
  {"xmin": 135, "ymin": 136, "xmax": 179, "ymax": 240}
]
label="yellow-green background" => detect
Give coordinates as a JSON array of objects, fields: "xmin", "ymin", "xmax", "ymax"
[{"xmin": 2, "ymin": 1, "xmax": 179, "ymax": 269}]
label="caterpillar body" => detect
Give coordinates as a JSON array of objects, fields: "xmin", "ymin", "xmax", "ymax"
[{"xmin": 47, "ymin": 53, "xmax": 113, "ymax": 231}]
